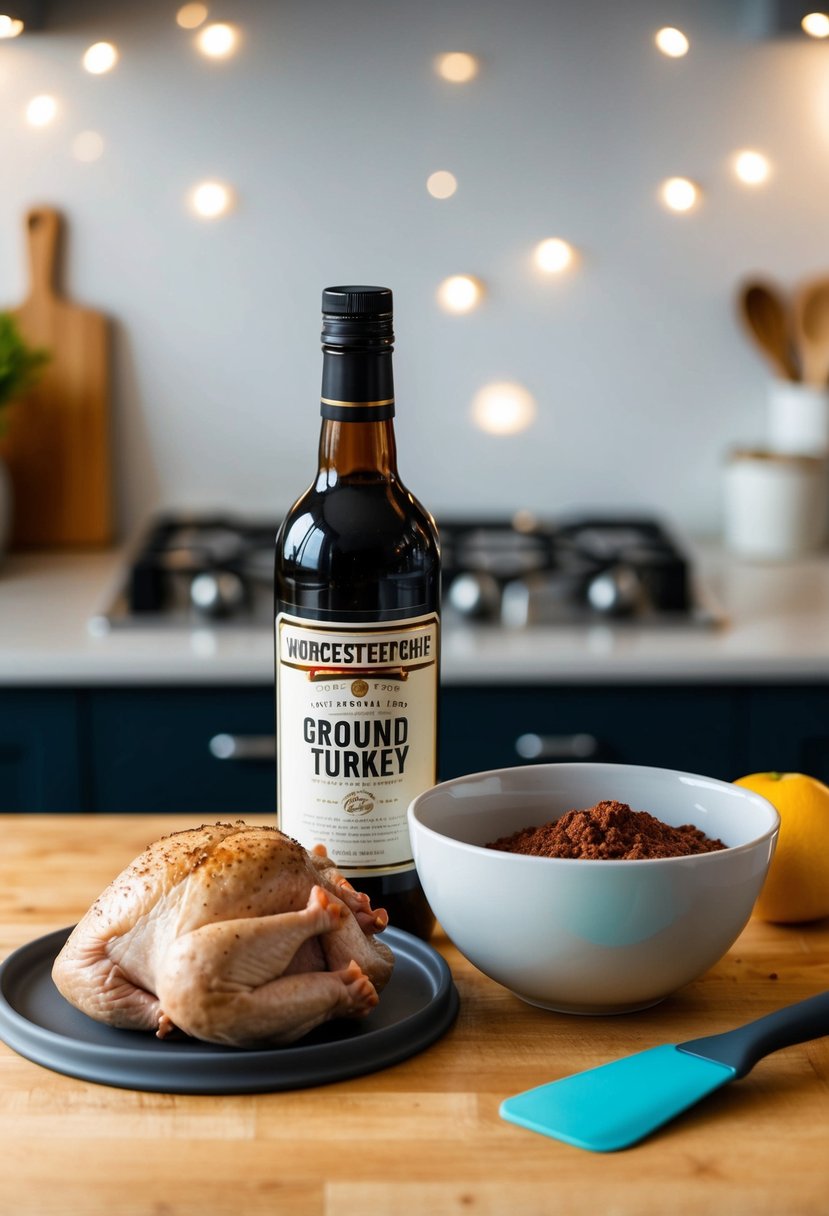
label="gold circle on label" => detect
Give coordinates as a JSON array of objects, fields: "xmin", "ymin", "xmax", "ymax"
[
  {"xmin": 351, "ymin": 679, "xmax": 369, "ymax": 697},
  {"xmin": 343, "ymin": 791, "xmax": 375, "ymax": 815}
]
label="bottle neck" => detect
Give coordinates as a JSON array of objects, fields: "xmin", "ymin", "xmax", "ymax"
[
  {"xmin": 317, "ymin": 345, "xmax": 398, "ymax": 481},
  {"xmin": 320, "ymin": 345, "xmax": 394, "ymax": 420},
  {"xmin": 316, "ymin": 418, "xmax": 398, "ymax": 480}
]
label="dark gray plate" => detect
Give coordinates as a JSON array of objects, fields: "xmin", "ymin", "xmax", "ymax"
[{"xmin": 0, "ymin": 926, "xmax": 459, "ymax": 1094}]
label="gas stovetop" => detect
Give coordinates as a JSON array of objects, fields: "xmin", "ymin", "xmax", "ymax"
[{"xmin": 89, "ymin": 511, "xmax": 723, "ymax": 633}]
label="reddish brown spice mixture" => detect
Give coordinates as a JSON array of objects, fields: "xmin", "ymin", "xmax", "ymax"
[{"xmin": 486, "ymin": 799, "xmax": 727, "ymax": 860}]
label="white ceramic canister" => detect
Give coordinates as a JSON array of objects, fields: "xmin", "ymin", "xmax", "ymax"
[
  {"xmin": 767, "ymin": 381, "xmax": 829, "ymax": 456},
  {"xmin": 723, "ymin": 448, "xmax": 829, "ymax": 559}
]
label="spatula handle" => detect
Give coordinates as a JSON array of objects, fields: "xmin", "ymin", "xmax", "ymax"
[{"xmin": 679, "ymin": 990, "xmax": 829, "ymax": 1078}]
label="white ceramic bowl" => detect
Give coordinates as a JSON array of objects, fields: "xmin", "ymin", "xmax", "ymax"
[{"xmin": 408, "ymin": 762, "xmax": 779, "ymax": 1014}]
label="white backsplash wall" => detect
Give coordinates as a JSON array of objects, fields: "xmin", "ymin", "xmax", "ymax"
[{"xmin": 1, "ymin": 0, "xmax": 826, "ymax": 538}]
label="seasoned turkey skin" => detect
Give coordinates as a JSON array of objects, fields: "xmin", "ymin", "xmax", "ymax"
[{"xmin": 52, "ymin": 822, "xmax": 394, "ymax": 1048}]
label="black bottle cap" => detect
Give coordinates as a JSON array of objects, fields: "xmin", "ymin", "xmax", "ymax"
[
  {"xmin": 321, "ymin": 285, "xmax": 394, "ymax": 349},
  {"xmin": 322, "ymin": 285, "xmax": 393, "ymax": 318}
]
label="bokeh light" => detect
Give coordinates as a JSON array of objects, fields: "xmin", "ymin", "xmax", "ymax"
[
  {"xmin": 196, "ymin": 22, "xmax": 238, "ymax": 58},
  {"xmin": 82, "ymin": 42, "xmax": 119, "ymax": 74},
  {"xmin": 733, "ymin": 149, "xmax": 771, "ymax": 185},
  {"xmin": 435, "ymin": 52, "xmax": 479, "ymax": 82},
  {"xmin": 26, "ymin": 95, "xmax": 58, "ymax": 127},
  {"xmin": 659, "ymin": 176, "xmax": 700, "ymax": 212},
  {"xmin": 177, "ymin": 3, "xmax": 208, "ymax": 28},
  {"xmin": 437, "ymin": 275, "xmax": 484, "ymax": 314},
  {"xmin": 190, "ymin": 180, "xmax": 235, "ymax": 218},
  {"xmin": 655, "ymin": 27, "xmax": 689, "ymax": 57},
  {"xmin": 0, "ymin": 15, "xmax": 24, "ymax": 37},
  {"xmin": 802, "ymin": 12, "xmax": 829, "ymax": 37},
  {"xmin": 533, "ymin": 238, "xmax": 576, "ymax": 274},
  {"xmin": 471, "ymin": 382, "xmax": 537, "ymax": 435},
  {"xmin": 426, "ymin": 170, "xmax": 458, "ymax": 199}
]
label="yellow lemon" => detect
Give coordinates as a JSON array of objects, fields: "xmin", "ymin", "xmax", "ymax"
[{"xmin": 734, "ymin": 771, "xmax": 829, "ymax": 923}]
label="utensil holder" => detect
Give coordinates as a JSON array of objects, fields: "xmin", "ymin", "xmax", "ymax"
[
  {"xmin": 767, "ymin": 382, "xmax": 829, "ymax": 456},
  {"xmin": 723, "ymin": 448, "xmax": 829, "ymax": 559}
]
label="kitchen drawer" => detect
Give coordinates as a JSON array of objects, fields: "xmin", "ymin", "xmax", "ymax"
[
  {"xmin": 0, "ymin": 691, "xmax": 83, "ymax": 812},
  {"xmin": 89, "ymin": 688, "xmax": 275, "ymax": 814},
  {"xmin": 440, "ymin": 685, "xmax": 740, "ymax": 782}
]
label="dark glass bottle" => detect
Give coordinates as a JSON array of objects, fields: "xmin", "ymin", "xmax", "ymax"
[{"xmin": 274, "ymin": 285, "xmax": 440, "ymax": 939}]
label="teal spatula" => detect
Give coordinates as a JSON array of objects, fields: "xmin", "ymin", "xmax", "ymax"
[{"xmin": 500, "ymin": 990, "xmax": 829, "ymax": 1152}]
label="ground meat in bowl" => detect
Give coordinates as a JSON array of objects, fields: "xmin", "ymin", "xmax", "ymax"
[{"xmin": 486, "ymin": 799, "xmax": 727, "ymax": 860}]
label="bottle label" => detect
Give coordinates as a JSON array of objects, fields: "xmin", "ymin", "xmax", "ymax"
[{"xmin": 276, "ymin": 610, "xmax": 439, "ymax": 877}]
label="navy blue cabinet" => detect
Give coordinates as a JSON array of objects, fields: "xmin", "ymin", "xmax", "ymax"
[
  {"xmin": 1, "ymin": 682, "xmax": 826, "ymax": 813},
  {"xmin": 0, "ymin": 691, "xmax": 83, "ymax": 811},
  {"xmin": 439, "ymin": 685, "xmax": 740, "ymax": 782},
  {"xmin": 85, "ymin": 683, "xmax": 742, "ymax": 810},
  {"xmin": 89, "ymin": 688, "xmax": 275, "ymax": 814},
  {"xmin": 743, "ymin": 687, "xmax": 829, "ymax": 784}
]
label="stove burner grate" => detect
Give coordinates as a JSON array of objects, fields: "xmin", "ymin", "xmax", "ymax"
[{"xmin": 90, "ymin": 511, "xmax": 719, "ymax": 631}]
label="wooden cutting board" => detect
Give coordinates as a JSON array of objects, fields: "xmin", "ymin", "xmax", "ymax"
[{"xmin": 0, "ymin": 206, "xmax": 112, "ymax": 548}]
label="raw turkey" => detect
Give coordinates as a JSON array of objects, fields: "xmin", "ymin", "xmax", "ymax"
[{"xmin": 52, "ymin": 822, "xmax": 394, "ymax": 1047}]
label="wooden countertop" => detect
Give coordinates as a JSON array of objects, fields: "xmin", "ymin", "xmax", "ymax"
[{"xmin": 1, "ymin": 814, "xmax": 827, "ymax": 1216}]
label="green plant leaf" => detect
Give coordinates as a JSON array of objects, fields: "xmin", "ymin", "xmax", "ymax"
[{"xmin": 0, "ymin": 312, "xmax": 50, "ymax": 415}]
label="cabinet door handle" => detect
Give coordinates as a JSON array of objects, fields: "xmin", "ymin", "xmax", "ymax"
[
  {"xmin": 515, "ymin": 732, "xmax": 599, "ymax": 761},
  {"xmin": 209, "ymin": 734, "xmax": 275, "ymax": 761}
]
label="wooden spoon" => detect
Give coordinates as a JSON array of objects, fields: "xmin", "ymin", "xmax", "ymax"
[
  {"xmin": 738, "ymin": 280, "xmax": 798, "ymax": 381},
  {"xmin": 796, "ymin": 278, "xmax": 829, "ymax": 386}
]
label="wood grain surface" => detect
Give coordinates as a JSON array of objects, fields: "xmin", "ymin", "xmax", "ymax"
[
  {"xmin": 0, "ymin": 207, "xmax": 111, "ymax": 548},
  {"xmin": 0, "ymin": 814, "xmax": 827, "ymax": 1216}
]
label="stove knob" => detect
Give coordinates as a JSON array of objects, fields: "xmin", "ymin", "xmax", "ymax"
[
  {"xmin": 446, "ymin": 571, "xmax": 501, "ymax": 619},
  {"xmin": 190, "ymin": 570, "xmax": 246, "ymax": 618},
  {"xmin": 586, "ymin": 564, "xmax": 644, "ymax": 616}
]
